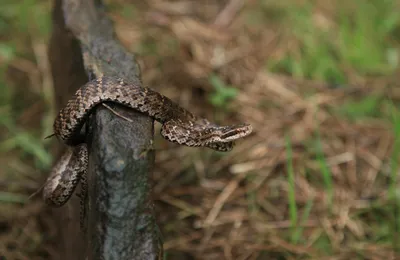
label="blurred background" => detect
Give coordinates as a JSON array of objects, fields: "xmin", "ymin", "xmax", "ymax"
[{"xmin": 1, "ymin": 0, "xmax": 400, "ymax": 259}]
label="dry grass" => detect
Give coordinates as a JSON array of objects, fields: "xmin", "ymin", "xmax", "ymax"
[{"xmin": 1, "ymin": 0, "xmax": 400, "ymax": 259}]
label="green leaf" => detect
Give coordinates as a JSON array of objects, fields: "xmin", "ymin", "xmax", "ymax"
[{"xmin": 208, "ymin": 74, "xmax": 238, "ymax": 108}]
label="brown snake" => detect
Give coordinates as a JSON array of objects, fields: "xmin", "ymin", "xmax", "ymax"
[{"xmin": 42, "ymin": 76, "xmax": 252, "ymax": 224}]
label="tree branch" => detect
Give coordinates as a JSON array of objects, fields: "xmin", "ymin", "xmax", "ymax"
[{"xmin": 48, "ymin": 0, "xmax": 162, "ymax": 259}]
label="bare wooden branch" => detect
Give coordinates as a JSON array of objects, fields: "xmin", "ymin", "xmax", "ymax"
[{"xmin": 48, "ymin": 0, "xmax": 162, "ymax": 259}]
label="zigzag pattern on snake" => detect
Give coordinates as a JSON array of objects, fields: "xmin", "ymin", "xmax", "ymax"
[{"xmin": 43, "ymin": 76, "xmax": 252, "ymax": 212}]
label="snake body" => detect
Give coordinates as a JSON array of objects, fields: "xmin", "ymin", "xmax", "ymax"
[{"xmin": 43, "ymin": 76, "xmax": 252, "ymax": 211}]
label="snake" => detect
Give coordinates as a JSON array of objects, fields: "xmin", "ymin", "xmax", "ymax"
[{"xmin": 42, "ymin": 76, "xmax": 252, "ymax": 220}]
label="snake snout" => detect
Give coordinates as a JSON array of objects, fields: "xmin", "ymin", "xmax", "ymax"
[{"xmin": 220, "ymin": 124, "xmax": 253, "ymax": 141}]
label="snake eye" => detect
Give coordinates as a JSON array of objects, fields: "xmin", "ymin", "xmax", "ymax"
[{"xmin": 220, "ymin": 124, "xmax": 252, "ymax": 141}]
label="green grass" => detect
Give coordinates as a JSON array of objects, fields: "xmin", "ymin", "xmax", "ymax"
[
  {"xmin": 0, "ymin": 73, "xmax": 51, "ymax": 173},
  {"xmin": 0, "ymin": 3, "xmax": 57, "ymax": 258},
  {"xmin": 313, "ymin": 231, "xmax": 333, "ymax": 255},
  {"xmin": 336, "ymin": 0, "xmax": 399, "ymax": 74},
  {"xmin": 208, "ymin": 73, "xmax": 238, "ymax": 109},
  {"xmin": 0, "ymin": 0, "xmax": 52, "ymax": 195},
  {"xmin": 1, "ymin": 0, "xmax": 400, "ymax": 258},
  {"xmin": 389, "ymin": 102, "xmax": 400, "ymax": 199},
  {"xmin": 291, "ymin": 197, "xmax": 314, "ymax": 245},
  {"xmin": 337, "ymin": 95, "xmax": 383, "ymax": 120},
  {"xmin": 388, "ymin": 102, "xmax": 400, "ymax": 251},
  {"xmin": 285, "ymin": 133, "xmax": 298, "ymax": 242},
  {"xmin": 286, "ymin": 134, "xmax": 316, "ymax": 246},
  {"xmin": 1, "ymin": 0, "xmax": 50, "ymax": 37},
  {"xmin": 261, "ymin": 0, "xmax": 400, "ymax": 254},
  {"xmin": 338, "ymin": 98, "xmax": 400, "ymax": 252},
  {"xmin": 0, "ymin": 191, "xmax": 29, "ymax": 204},
  {"xmin": 266, "ymin": 0, "xmax": 400, "ymax": 83},
  {"xmin": 314, "ymin": 128, "xmax": 333, "ymax": 207}
]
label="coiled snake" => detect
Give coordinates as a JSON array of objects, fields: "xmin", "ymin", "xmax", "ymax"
[{"xmin": 43, "ymin": 76, "xmax": 252, "ymax": 223}]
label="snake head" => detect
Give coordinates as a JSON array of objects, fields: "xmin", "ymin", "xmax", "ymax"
[
  {"xmin": 219, "ymin": 123, "xmax": 253, "ymax": 142},
  {"xmin": 204, "ymin": 123, "xmax": 252, "ymax": 152}
]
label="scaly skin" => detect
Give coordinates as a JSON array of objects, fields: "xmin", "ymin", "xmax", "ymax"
[{"xmin": 43, "ymin": 76, "xmax": 253, "ymax": 229}]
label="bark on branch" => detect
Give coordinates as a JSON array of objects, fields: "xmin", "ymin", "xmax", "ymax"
[{"xmin": 48, "ymin": 0, "xmax": 162, "ymax": 259}]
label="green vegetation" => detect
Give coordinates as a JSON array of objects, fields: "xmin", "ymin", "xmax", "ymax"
[
  {"xmin": 285, "ymin": 133, "xmax": 299, "ymax": 242},
  {"xmin": 208, "ymin": 73, "xmax": 238, "ymax": 109},
  {"xmin": 267, "ymin": 0, "xmax": 399, "ymax": 82},
  {"xmin": 1, "ymin": 0, "xmax": 400, "ymax": 258},
  {"xmin": 0, "ymin": 0, "xmax": 52, "ymax": 171},
  {"xmin": 314, "ymin": 126, "xmax": 333, "ymax": 207},
  {"xmin": 0, "ymin": 1, "xmax": 52, "ymax": 257},
  {"xmin": 262, "ymin": 0, "xmax": 400, "ymax": 256}
]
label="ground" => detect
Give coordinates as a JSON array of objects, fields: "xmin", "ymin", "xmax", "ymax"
[{"xmin": 1, "ymin": 0, "xmax": 400, "ymax": 259}]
